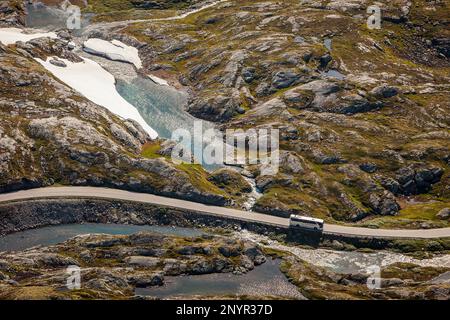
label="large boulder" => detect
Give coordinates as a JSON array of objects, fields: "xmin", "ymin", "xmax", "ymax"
[
  {"xmin": 437, "ymin": 208, "xmax": 450, "ymax": 220},
  {"xmin": 35, "ymin": 253, "xmax": 79, "ymax": 267},
  {"xmin": 370, "ymin": 85, "xmax": 399, "ymax": 98},
  {"xmin": 127, "ymin": 273, "xmax": 164, "ymax": 287},
  {"xmin": 187, "ymin": 90, "xmax": 242, "ymax": 122},
  {"xmin": 124, "ymin": 256, "xmax": 160, "ymax": 268},
  {"xmin": 368, "ymin": 191, "xmax": 400, "ymax": 216},
  {"xmin": 279, "ymin": 151, "xmax": 305, "ymax": 174},
  {"xmin": 271, "ymin": 70, "xmax": 301, "ymax": 89},
  {"xmin": 209, "ymin": 168, "xmax": 252, "ymax": 193},
  {"xmin": 190, "ymin": 258, "xmax": 215, "ymax": 275}
]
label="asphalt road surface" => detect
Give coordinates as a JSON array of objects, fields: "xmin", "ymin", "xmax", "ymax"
[{"xmin": 0, "ymin": 187, "xmax": 449, "ymax": 239}]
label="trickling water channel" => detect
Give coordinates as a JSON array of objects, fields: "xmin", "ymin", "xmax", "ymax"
[{"xmin": 237, "ymin": 230, "xmax": 450, "ymax": 274}]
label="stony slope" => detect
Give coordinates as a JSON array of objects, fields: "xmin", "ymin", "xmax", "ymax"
[
  {"xmin": 114, "ymin": 0, "xmax": 449, "ymax": 227},
  {"xmin": 0, "ymin": 0, "xmax": 449, "ymax": 227},
  {"xmin": 0, "ymin": 231, "xmax": 447, "ymax": 300},
  {"xmin": 0, "ymin": 231, "xmax": 269, "ymax": 299},
  {"xmin": 0, "ymin": 38, "xmax": 231, "ymax": 205}
]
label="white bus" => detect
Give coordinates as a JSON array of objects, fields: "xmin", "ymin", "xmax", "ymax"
[{"xmin": 289, "ymin": 215, "xmax": 324, "ymax": 232}]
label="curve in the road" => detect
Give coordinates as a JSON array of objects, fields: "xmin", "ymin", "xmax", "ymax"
[
  {"xmin": 0, "ymin": 187, "xmax": 449, "ymax": 239},
  {"xmin": 82, "ymin": 0, "xmax": 229, "ymax": 33}
]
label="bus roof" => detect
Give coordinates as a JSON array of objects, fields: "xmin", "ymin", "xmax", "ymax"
[{"xmin": 290, "ymin": 215, "xmax": 324, "ymax": 224}]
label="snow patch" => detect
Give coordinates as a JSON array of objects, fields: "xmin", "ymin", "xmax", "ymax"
[
  {"xmin": 83, "ymin": 38, "xmax": 142, "ymax": 69},
  {"xmin": 148, "ymin": 74, "xmax": 169, "ymax": 86},
  {"xmin": 35, "ymin": 56, "xmax": 157, "ymax": 139},
  {"xmin": 0, "ymin": 27, "xmax": 58, "ymax": 45}
]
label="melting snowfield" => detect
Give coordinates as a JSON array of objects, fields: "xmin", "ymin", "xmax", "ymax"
[
  {"xmin": 35, "ymin": 56, "xmax": 158, "ymax": 138},
  {"xmin": 83, "ymin": 38, "xmax": 142, "ymax": 69},
  {"xmin": 0, "ymin": 27, "xmax": 57, "ymax": 45},
  {"xmin": 0, "ymin": 27, "xmax": 157, "ymax": 138}
]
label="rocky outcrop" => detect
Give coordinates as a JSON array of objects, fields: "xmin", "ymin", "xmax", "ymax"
[
  {"xmin": 437, "ymin": 208, "xmax": 450, "ymax": 220},
  {"xmin": 282, "ymin": 255, "xmax": 450, "ymax": 300},
  {"xmin": 0, "ymin": 230, "xmax": 268, "ymax": 299},
  {"xmin": 1, "ymin": 0, "xmax": 449, "ymax": 228},
  {"xmin": 370, "ymin": 85, "xmax": 399, "ymax": 99},
  {"xmin": 16, "ymin": 37, "xmax": 82, "ymax": 63},
  {"xmin": 381, "ymin": 165, "xmax": 444, "ymax": 196},
  {"xmin": 209, "ymin": 168, "xmax": 253, "ymax": 193},
  {"xmin": 283, "ymin": 80, "xmax": 389, "ymax": 115},
  {"xmin": 368, "ymin": 191, "xmax": 400, "ymax": 216},
  {"xmin": 0, "ymin": 1, "xmax": 25, "ymax": 27},
  {"xmin": 187, "ymin": 89, "xmax": 242, "ymax": 122}
]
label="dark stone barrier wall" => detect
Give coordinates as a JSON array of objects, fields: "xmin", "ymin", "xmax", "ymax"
[{"xmin": 1, "ymin": 198, "xmax": 449, "ymax": 252}]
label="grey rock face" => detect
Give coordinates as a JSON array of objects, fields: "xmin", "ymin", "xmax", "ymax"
[
  {"xmin": 437, "ymin": 208, "xmax": 450, "ymax": 220},
  {"xmin": 255, "ymin": 81, "xmax": 274, "ymax": 97},
  {"xmin": 338, "ymin": 190, "xmax": 369, "ymax": 221},
  {"xmin": 279, "ymin": 151, "xmax": 304, "ymax": 174},
  {"xmin": 368, "ymin": 191, "xmax": 400, "ymax": 216},
  {"xmin": 209, "ymin": 168, "xmax": 252, "ymax": 193},
  {"xmin": 35, "ymin": 253, "xmax": 79, "ymax": 267},
  {"xmin": 388, "ymin": 165, "xmax": 444, "ymax": 195},
  {"xmin": 287, "ymin": 80, "xmax": 386, "ymax": 114},
  {"xmin": 255, "ymin": 174, "xmax": 295, "ymax": 193},
  {"xmin": 84, "ymin": 270, "xmax": 130, "ymax": 292},
  {"xmin": 319, "ymin": 54, "xmax": 332, "ymax": 68},
  {"xmin": 219, "ymin": 245, "xmax": 242, "ymax": 258},
  {"xmin": 85, "ymin": 237, "xmax": 125, "ymax": 248},
  {"xmin": 128, "ymin": 273, "xmax": 164, "ymax": 287},
  {"xmin": 177, "ymin": 246, "xmax": 208, "ymax": 256},
  {"xmin": 381, "ymin": 278, "xmax": 405, "ymax": 288},
  {"xmin": 49, "ymin": 58, "xmax": 67, "ymax": 68},
  {"xmin": 271, "ymin": 70, "xmax": 300, "ymax": 89},
  {"xmin": 124, "ymin": 256, "xmax": 160, "ymax": 268},
  {"xmin": 18, "ymin": 37, "xmax": 82, "ymax": 63},
  {"xmin": 110, "ymin": 123, "xmax": 142, "ymax": 152},
  {"xmin": 188, "ymin": 90, "xmax": 242, "ymax": 122},
  {"xmin": 190, "ymin": 258, "xmax": 216, "ymax": 274},
  {"xmin": 359, "ymin": 163, "xmax": 378, "ymax": 173},
  {"xmin": 242, "ymin": 67, "xmax": 257, "ymax": 83},
  {"xmin": 370, "ymin": 85, "xmax": 399, "ymax": 98},
  {"xmin": 311, "ymin": 149, "xmax": 346, "ymax": 165}
]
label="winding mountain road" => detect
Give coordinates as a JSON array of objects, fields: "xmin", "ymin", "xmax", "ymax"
[
  {"xmin": 81, "ymin": 0, "xmax": 229, "ymax": 34},
  {"xmin": 0, "ymin": 187, "xmax": 449, "ymax": 239}
]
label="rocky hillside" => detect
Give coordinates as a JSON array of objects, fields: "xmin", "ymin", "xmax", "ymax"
[
  {"xmin": 0, "ymin": 230, "xmax": 447, "ymax": 300},
  {"xmin": 0, "ymin": 0, "xmax": 24, "ymax": 26},
  {"xmin": 0, "ymin": 36, "xmax": 234, "ymax": 206},
  {"xmin": 0, "ymin": 0, "xmax": 449, "ymax": 227},
  {"xmin": 0, "ymin": 231, "xmax": 268, "ymax": 299},
  {"xmin": 114, "ymin": 0, "xmax": 449, "ymax": 227},
  {"xmin": 281, "ymin": 253, "xmax": 449, "ymax": 300}
]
